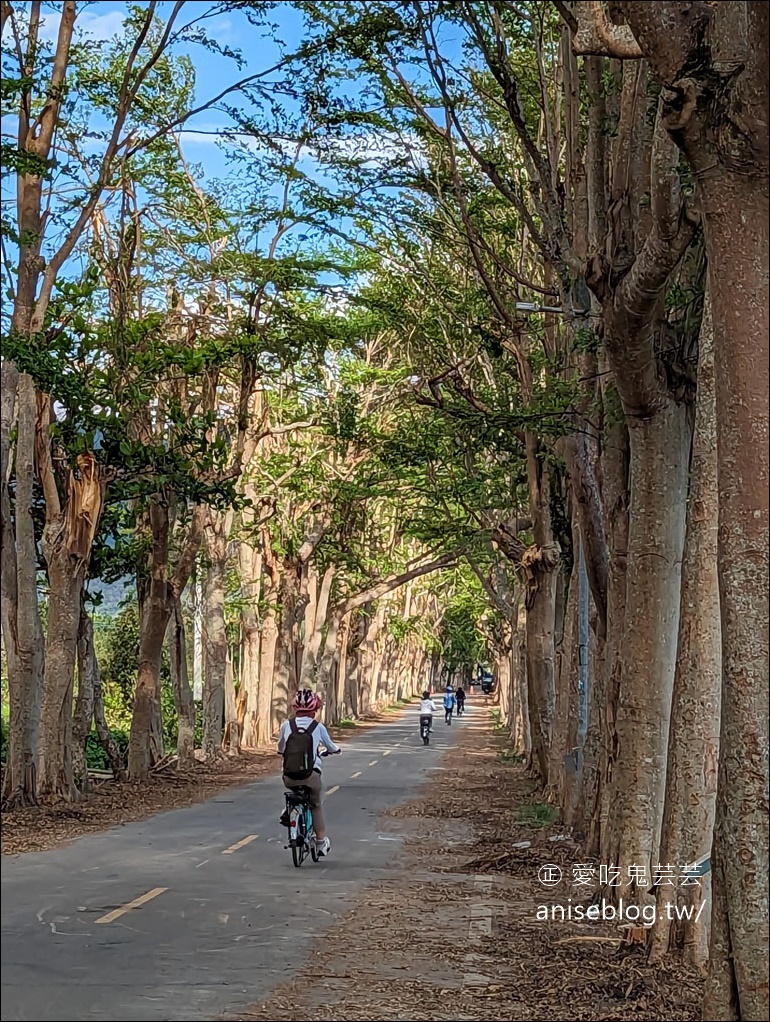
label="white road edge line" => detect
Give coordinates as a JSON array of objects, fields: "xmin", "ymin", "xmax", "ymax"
[
  {"xmin": 95, "ymin": 887, "xmax": 168, "ymax": 925},
  {"xmin": 222, "ymin": 834, "xmax": 258, "ymax": 855}
]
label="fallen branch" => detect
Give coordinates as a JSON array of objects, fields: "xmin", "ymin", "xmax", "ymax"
[{"xmin": 150, "ymin": 752, "xmax": 178, "ymax": 774}]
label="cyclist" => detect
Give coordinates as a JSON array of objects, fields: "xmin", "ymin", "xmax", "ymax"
[
  {"xmin": 277, "ymin": 690, "xmax": 340, "ymax": 857},
  {"xmin": 419, "ymin": 689, "xmax": 437, "ymax": 736},
  {"xmin": 455, "ymin": 685, "xmax": 466, "ymax": 716},
  {"xmin": 443, "ymin": 684, "xmax": 456, "ymax": 725}
]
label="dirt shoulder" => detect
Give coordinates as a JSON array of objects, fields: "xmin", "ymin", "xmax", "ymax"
[
  {"xmin": 230, "ymin": 707, "xmax": 703, "ymax": 1022},
  {"xmin": 0, "ymin": 706, "xmax": 404, "ymax": 857}
]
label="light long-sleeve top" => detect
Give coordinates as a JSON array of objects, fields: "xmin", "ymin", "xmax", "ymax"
[{"xmin": 277, "ymin": 716, "xmax": 340, "ymax": 771}]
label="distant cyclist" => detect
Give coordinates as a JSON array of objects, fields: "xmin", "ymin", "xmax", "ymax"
[
  {"xmin": 277, "ymin": 690, "xmax": 340, "ymax": 857},
  {"xmin": 443, "ymin": 684, "xmax": 455, "ymax": 725},
  {"xmin": 455, "ymin": 686, "xmax": 466, "ymax": 716},
  {"xmin": 419, "ymin": 690, "xmax": 437, "ymax": 736}
]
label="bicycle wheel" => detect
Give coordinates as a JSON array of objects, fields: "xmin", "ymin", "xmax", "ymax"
[{"xmin": 291, "ymin": 810, "xmax": 307, "ymax": 867}]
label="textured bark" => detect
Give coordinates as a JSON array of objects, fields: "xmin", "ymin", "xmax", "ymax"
[
  {"xmin": 573, "ymin": 588, "xmax": 606, "ymax": 848},
  {"xmin": 605, "ymin": 401, "xmax": 692, "ymax": 894},
  {"xmin": 37, "ymin": 548, "xmax": 84, "ymax": 799},
  {"xmin": 167, "ymin": 599, "xmax": 195, "ymax": 770},
  {"xmin": 512, "ymin": 600, "xmax": 531, "ymax": 759},
  {"xmin": 74, "ymin": 600, "xmax": 125, "ymax": 783},
  {"xmin": 36, "ymin": 427, "xmax": 107, "ymax": 799},
  {"xmin": 129, "ymin": 501, "xmax": 204, "ymax": 778},
  {"xmin": 557, "ymin": 531, "xmax": 583, "ymax": 822},
  {"xmin": 1, "ymin": 373, "xmax": 43, "ymax": 807},
  {"xmin": 298, "ymin": 565, "xmax": 335, "ymax": 689},
  {"xmin": 201, "ymin": 554, "xmax": 227, "ymax": 756},
  {"xmin": 551, "ymin": 550, "xmax": 576, "ymax": 803},
  {"xmin": 650, "ymin": 294, "xmax": 720, "ymax": 970},
  {"xmin": 596, "ymin": 408, "xmax": 630, "ymax": 859},
  {"xmin": 523, "ymin": 542, "xmax": 560, "ymax": 783},
  {"xmin": 128, "ymin": 582, "xmax": 168, "ymax": 778},
  {"xmin": 72, "ymin": 601, "xmax": 95, "ymax": 789},
  {"xmin": 617, "ymin": 5, "xmax": 769, "ymax": 1014}
]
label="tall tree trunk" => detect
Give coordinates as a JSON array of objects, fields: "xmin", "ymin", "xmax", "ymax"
[
  {"xmin": 299, "ymin": 565, "xmax": 335, "ymax": 689},
  {"xmin": 605, "ymin": 401, "xmax": 691, "ymax": 895},
  {"xmin": 75, "ymin": 599, "xmax": 125, "ymax": 782},
  {"xmin": 573, "ymin": 589, "xmax": 605, "ymax": 847},
  {"xmin": 522, "ymin": 431, "xmax": 560, "ymax": 784},
  {"xmin": 36, "ymin": 435, "xmax": 106, "ymax": 799},
  {"xmin": 512, "ymin": 599, "xmax": 531, "ymax": 759},
  {"xmin": 650, "ymin": 294, "xmax": 720, "ymax": 970},
  {"xmin": 238, "ymin": 536, "xmax": 262, "ymax": 748},
  {"xmin": 72, "ymin": 596, "xmax": 95, "ymax": 790},
  {"xmin": 523, "ymin": 542, "xmax": 560, "ymax": 783},
  {"xmin": 202, "ymin": 553, "xmax": 227, "ymax": 757},
  {"xmin": 336, "ymin": 615, "xmax": 352, "ymax": 720},
  {"xmin": 128, "ymin": 582, "xmax": 168, "ymax": 778},
  {"xmin": 595, "ymin": 410, "xmax": 630, "ymax": 859},
  {"xmin": 556, "ymin": 535, "xmax": 582, "ymax": 823},
  {"xmin": 167, "ymin": 598, "xmax": 196, "ymax": 770},
  {"xmin": 701, "ymin": 146, "xmax": 769, "ymax": 1022},
  {"xmin": 1, "ymin": 372, "xmax": 44, "ymax": 807},
  {"xmin": 37, "ymin": 548, "xmax": 85, "ymax": 799},
  {"xmin": 270, "ymin": 617, "xmax": 293, "ymax": 736}
]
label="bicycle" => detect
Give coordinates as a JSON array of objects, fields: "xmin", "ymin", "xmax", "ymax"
[
  {"xmin": 285, "ymin": 786, "xmax": 321, "ymax": 867},
  {"xmin": 282, "ymin": 749, "xmax": 338, "ymax": 868},
  {"xmin": 419, "ymin": 714, "xmax": 432, "ymax": 746}
]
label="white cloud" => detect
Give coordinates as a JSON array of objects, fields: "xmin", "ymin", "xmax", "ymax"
[
  {"xmin": 37, "ymin": 8, "xmax": 125, "ymax": 44},
  {"xmin": 309, "ymin": 130, "xmax": 426, "ymax": 171},
  {"xmin": 207, "ymin": 16, "xmax": 234, "ymax": 43}
]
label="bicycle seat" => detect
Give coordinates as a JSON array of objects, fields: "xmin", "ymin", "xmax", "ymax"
[{"xmin": 285, "ymin": 788, "xmax": 311, "ymax": 804}]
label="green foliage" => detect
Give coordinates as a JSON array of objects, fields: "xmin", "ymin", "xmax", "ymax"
[{"xmin": 97, "ymin": 604, "xmax": 178, "ymax": 750}]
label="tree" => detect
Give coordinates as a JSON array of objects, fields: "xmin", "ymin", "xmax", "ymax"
[{"xmin": 610, "ymin": 3, "xmax": 769, "ymax": 1017}]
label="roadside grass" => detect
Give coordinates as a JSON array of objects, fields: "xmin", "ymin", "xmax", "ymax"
[{"xmin": 513, "ymin": 802, "xmax": 558, "ymax": 828}]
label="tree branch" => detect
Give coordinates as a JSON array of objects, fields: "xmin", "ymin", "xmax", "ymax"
[
  {"xmin": 335, "ymin": 553, "xmax": 457, "ymax": 618},
  {"xmin": 572, "ymin": 1, "xmax": 643, "ymax": 58}
]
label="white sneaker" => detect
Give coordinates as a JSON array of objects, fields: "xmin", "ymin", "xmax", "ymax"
[{"xmin": 316, "ymin": 837, "xmax": 331, "ymax": 857}]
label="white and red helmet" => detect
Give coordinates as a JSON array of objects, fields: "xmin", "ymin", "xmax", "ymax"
[{"xmin": 292, "ymin": 689, "xmax": 322, "ymax": 714}]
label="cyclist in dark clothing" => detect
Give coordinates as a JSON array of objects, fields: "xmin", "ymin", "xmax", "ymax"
[{"xmin": 455, "ymin": 686, "xmax": 466, "ymax": 716}]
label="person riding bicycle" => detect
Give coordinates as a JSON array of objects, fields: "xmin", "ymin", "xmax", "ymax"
[
  {"xmin": 455, "ymin": 685, "xmax": 466, "ymax": 715},
  {"xmin": 443, "ymin": 684, "xmax": 455, "ymax": 724},
  {"xmin": 419, "ymin": 690, "xmax": 437, "ymax": 735},
  {"xmin": 277, "ymin": 690, "xmax": 340, "ymax": 857}
]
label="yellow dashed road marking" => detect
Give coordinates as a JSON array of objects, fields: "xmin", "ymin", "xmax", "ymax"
[
  {"xmin": 95, "ymin": 887, "xmax": 167, "ymax": 925},
  {"xmin": 222, "ymin": 834, "xmax": 258, "ymax": 855}
]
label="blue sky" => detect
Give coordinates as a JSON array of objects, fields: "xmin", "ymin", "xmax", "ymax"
[
  {"xmin": 3, "ymin": 1, "xmax": 465, "ymax": 301},
  {"xmin": 34, "ymin": 1, "xmax": 311, "ymax": 183}
]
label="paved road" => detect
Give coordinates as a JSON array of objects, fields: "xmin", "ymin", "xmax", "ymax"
[{"xmin": 1, "ymin": 706, "xmax": 465, "ymax": 1022}]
